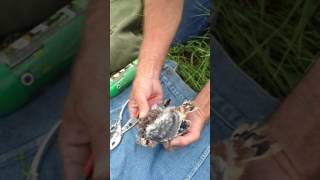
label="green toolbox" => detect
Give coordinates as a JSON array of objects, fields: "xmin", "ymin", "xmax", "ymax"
[
  {"xmin": 110, "ymin": 59, "xmax": 138, "ymax": 98},
  {"xmin": 0, "ymin": 0, "xmax": 87, "ymax": 116}
]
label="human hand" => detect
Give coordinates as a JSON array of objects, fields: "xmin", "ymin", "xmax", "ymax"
[
  {"xmin": 168, "ymin": 102, "xmax": 208, "ymax": 148},
  {"xmin": 169, "ymin": 81, "xmax": 210, "ymax": 148},
  {"xmin": 59, "ymin": 90, "xmax": 107, "ymax": 180},
  {"xmin": 128, "ymin": 75, "xmax": 163, "ymax": 118},
  {"xmin": 58, "ymin": 0, "xmax": 107, "ymax": 177}
]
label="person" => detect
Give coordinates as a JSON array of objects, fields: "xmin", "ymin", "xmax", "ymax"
[
  {"xmin": 61, "ymin": 0, "xmax": 211, "ymax": 179},
  {"xmin": 211, "ymin": 6, "xmax": 320, "ymax": 180},
  {"xmin": 213, "ymin": 38, "xmax": 320, "ymax": 180},
  {"xmin": 1, "ymin": 0, "xmax": 318, "ymax": 179},
  {"xmin": 0, "ymin": 0, "xmax": 210, "ymax": 179},
  {"xmin": 58, "ymin": 0, "xmax": 108, "ymax": 179},
  {"xmin": 128, "ymin": 0, "xmax": 210, "ymax": 149},
  {"xmin": 109, "ymin": 0, "xmax": 211, "ymax": 179},
  {"xmin": 121, "ymin": 0, "xmax": 320, "ymax": 179},
  {"xmin": 61, "ymin": 0, "xmax": 320, "ymax": 179},
  {"xmin": 0, "ymin": 0, "xmax": 106, "ymax": 180}
]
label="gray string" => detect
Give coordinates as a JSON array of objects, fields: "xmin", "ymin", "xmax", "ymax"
[{"xmin": 26, "ymin": 120, "xmax": 62, "ymax": 180}]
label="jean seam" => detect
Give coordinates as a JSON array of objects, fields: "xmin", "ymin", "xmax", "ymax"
[
  {"xmin": 110, "ymin": 60, "xmax": 208, "ymax": 179},
  {"xmin": 160, "ymin": 66, "xmax": 196, "ymax": 101},
  {"xmin": 214, "ymin": 91, "xmax": 252, "ymax": 129},
  {"xmin": 162, "ymin": 62, "xmax": 210, "ymax": 179},
  {"xmin": 162, "ymin": 76, "xmax": 187, "ymax": 101},
  {"xmin": 163, "ymin": 60, "xmax": 178, "ymax": 72},
  {"xmin": 214, "ymin": 110, "xmax": 237, "ymax": 131},
  {"xmin": 212, "ymin": 36, "xmax": 278, "ymax": 103},
  {"xmin": 184, "ymin": 145, "xmax": 210, "ymax": 180}
]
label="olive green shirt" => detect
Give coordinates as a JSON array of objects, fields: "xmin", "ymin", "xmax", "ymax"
[
  {"xmin": 0, "ymin": 0, "xmax": 143, "ymax": 73},
  {"xmin": 110, "ymin": 0, "xmax": 143, "ymax": 73}
]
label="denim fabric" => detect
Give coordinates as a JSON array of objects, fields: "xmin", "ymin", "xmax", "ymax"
[
  {"xmin": 0, "ymin": 76, "xmax": 68, "ymax": 180},
  {"xmin": 0, "ymin": 0, "xmax": 281, "ymax": 178},
  {"xmin": 110, "ymin": 1, "xmax": 211, "ymax": 179},
  {"xmin": 211, "ymin": 35, "xmax": 280, "ymax": 143},
  {"xmin": 110, "ymin": 61, "xmax": 210, "ymax": 180},
  {"xmin": 173, "ymin": 0, "xmax": 210, "ymax": 44}
]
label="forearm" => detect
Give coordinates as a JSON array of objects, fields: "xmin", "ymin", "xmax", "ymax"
[
  {"xmin": 67, "ymin": 0, "xmax": 107, "ymax": 125},
  {"xmin": 65, "ymin": 0, "xmax": 107, "ymax": 163},
  {"xmin": 194, "ymin": 81, "xmax": 210, "ymax": 121},
  {"xmin": 71, "ymin": 0, "xmax": 106, "ymax": 84},
  {"xmin": 268, "ymin": 60, "xmax": 320, "ymax": 178},
  {"xmin": 137, "ymin": 0, "xmax": 183, "ymax": 79}
]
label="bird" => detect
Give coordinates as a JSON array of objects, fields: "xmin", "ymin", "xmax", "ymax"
[
  {"xmin": 212, "ymin": 123, "xmax": 282, "ymax": 180},
  {"xmin": 136, "ymin": 99, "xmax": 196, "ymax": 148}
]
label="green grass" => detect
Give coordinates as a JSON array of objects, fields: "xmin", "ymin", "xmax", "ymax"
[
  {"xmin": 213, "ymin": 0, "xmax": 320, "ymax": 98},
  {"xmin": 167, "ymin": 33, "xmax": 210, "ymax": 92},
  {"xmin": 166, "ymin": 1, "xmax": 210, "ymax": 92}
]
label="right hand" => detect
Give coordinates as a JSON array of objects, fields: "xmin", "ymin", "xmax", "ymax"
[{"xmin": 128, "ymin": 75, "xmax": 163, "ymax": 118}]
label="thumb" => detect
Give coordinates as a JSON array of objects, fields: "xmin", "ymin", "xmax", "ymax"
[
  {"xmin": 136, "ymin": 94, "xmax": 150, "ymax": 118},
  {"xmin": 170, "ymin": 131, "xmax": 201, "ymax": 147}
]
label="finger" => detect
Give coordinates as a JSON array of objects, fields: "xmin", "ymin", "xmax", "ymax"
[
  {"xmin": 90, "ymin": 127, "xmax": 108, "ymax": 179},
  {"xmin": 151, "ymin": 84, "xmax": 164, "ymax": 104},
  {"xmin": 170, "ymin": 131, "xmax": 201, "ymax": 147},
  {"xmin": 135, "ymin": 94, "xmax": 150, "ymax": 118},
  {"xmin": 128, "ymin": 98, "xmax": 139, "ymax": 118},
  {"xmin": 58, "ymin": 120, "xmax": 91, "ymax": 180},
  {"xmin": 163, "ymin": 141, "xmax": 175, "ymax": 151},
  {"xmin": 148, "ymin": 94, "xmax": 163, "ymax": 106},
  {"xmin": 83, "ymin": 155, "xmax": 94, "ymax": 178}
]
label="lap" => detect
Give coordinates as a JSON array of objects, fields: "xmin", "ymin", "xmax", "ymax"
[
  {"xmin": 211, "ymin": 36, "xmax": 279, "ymax": 143},
  {"xmin": 0, "ymin": 1, "xmax": 211, "ymax": 179},
  {"xmin": 0, "ymin": 75, "xmax": 69, "ymax": 180},
  {"xmin": 110, "ymin": 61, "xmax": 210, "ymax": 180}
]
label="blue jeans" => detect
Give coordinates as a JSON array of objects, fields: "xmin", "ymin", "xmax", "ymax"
[
  {"xmin": 110, "ymin": 61, "xmax": 210, "ymax": 180},
  {"xmin": 0, "ymin": 77, "xmax": 67, "ymax": 179},
  {"xmin": 211, "ymin": 37, "xmax": 279, "ymax": 143},
  {"xmin": 211, "ymin": 37, "xmax": 280, "ymax": 180},
  {"xmin": 0, "ymin": 0, "xmax": 210, "ymax": 179},
  {"xmin": 110, "ymin": 1, "xmax": 211, "ymax": 178}
]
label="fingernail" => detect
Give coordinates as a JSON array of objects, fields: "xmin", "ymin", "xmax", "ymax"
[{"xmin": 135, "ymin": 112, "xmax": 139, "ymax": 118}]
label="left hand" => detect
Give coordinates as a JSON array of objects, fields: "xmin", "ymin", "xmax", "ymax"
[
  {"xmin": 59, "ymin": 89, "xmax": 107, "ymax": 180},
  {"xmin": 170, "ymin": 110, "xmax": 206, "ymax": 148},
  {"xmin": 168, "ymin": 81, "xmax": 210, "ymax": 148},
  {"xmin": 169, "ymin": 105, "xmax": 208, "ymax": 148},
  {"xmin": 58, "ymin": 0, "xmax": 108, "ymax": 177}
]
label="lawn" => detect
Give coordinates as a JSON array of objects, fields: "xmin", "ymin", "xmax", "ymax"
[
  {"xmin": 166, "ymin": 1, "xmax": 211, "ymax": 93},
  {"xmin": 213, "ymin": 0, "xmax": 320, "ymax": 98},
  {"xmin": 167, "ymin": 34, "xmax": 210, "ymax": 92}
]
